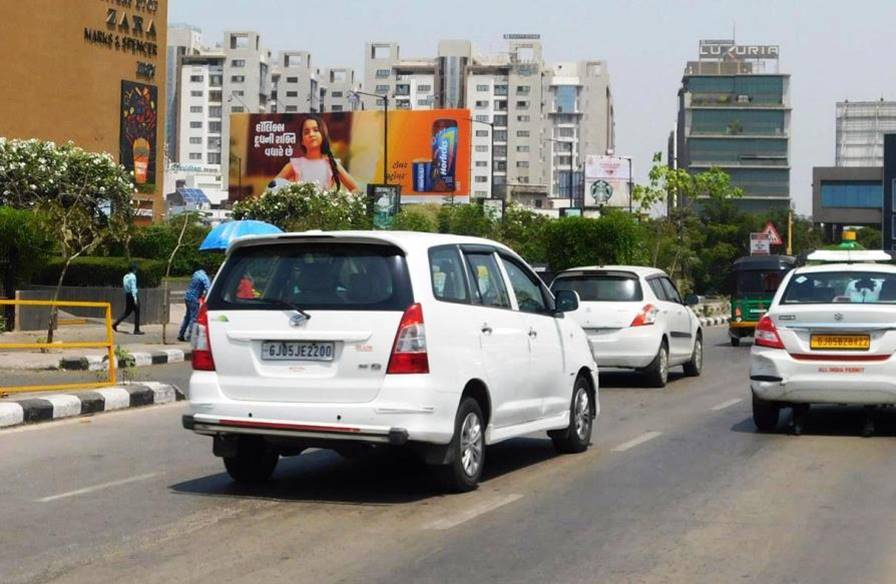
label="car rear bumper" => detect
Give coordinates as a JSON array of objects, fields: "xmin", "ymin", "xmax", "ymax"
[
  {"xmin": 186, "ymin": 371, "xmax": 458, "ymax": 444},
  {"xmin": 587, "ymin": 326, "xmax": 660, "ymax": 369},
  {"xmin": 751, "ymin": 347, "xmax": 896, "ymax": 404}
]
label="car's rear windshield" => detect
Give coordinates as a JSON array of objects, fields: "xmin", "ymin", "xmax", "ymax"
[
  {"xmin": 736, "ymin": 270, "xmax": 785, "ymax": 296},
  {"xmin": 781, "ymin": 271, "xmax": 896, "ymax": 304},
  {"xmin": 207, "ymin": 242, "xmax": 413, "ymax": 311},
  {"xmin": 551, "ymin": 273, "xmax": 643, "ymax": 302}
]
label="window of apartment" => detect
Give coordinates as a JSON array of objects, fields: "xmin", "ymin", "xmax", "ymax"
[
  {"xmin": 475, "ymin": 100, "xmax": 489, "ymax": 109},
  {"xmin": 495, "ymin": 100, "xmax": 507, "ymax": 111},
  {"xmin": 395, "ymin": 84, "xmax": 411, "ymax": 96},
  {"xmin": 517, "ymin": 115, "xmax": 530, "ymax": 122},
  {"xmin": 231, "ymin": 75, "xmax": 245, "ymax": 83},
  {"xmin": 331, "ymin": 91, "xmax": 343, "ymax": 98},
  {"xmin": 518, "ymin": 176, "xmax": 530, "ymax": 184},
  {"xmin": 475, "ymin": 145, "xmax": 489, "ymax": 153},
  {"xmin": 285, "ymin": 106, "xmax": 297, "ymax": 112},
  {"xmin": 475, "ymin": 176, "xmax": 489, "ymax": 183},
  {"xmin": 475, "ymin": 114, "xmax": 489, "ymax": 122},
  {"xmin": 189, "ymin": 153, "xmax": 202, "ymax": 160},
  {"xmin": 190, "ymin": 75, "xmax": 203, "ymax": 83},
  {"xmin": 207, "ymin": 153, "xmax": 222, "ymax": 165},
  {"xmin": 189, "ymin": 137, "xmax": 202, "ymax": 145},
  {"xmin": 516, "ymin": 161, "xmax": 529, "ymax": 168},
  {"xmin": 516, "ymin": 145, "xmax": 530, "ymax": 152},
  {"xmin": 494, "ymin": 146, "xmax": 507, "ymax": 157},
  {"xmin": 207, "ymin": 138, "xmax": 221, "ymax": 152},
  {"xmin": 232, "ymin": 90, "xmax": 245, "ymax": 96},
  {"xmin": 231, "ymin": 59, "xmax": 246, "ymax": 68},
  {"xmin": 495, "ymin": 160, "xmax": 507, "ymax": 171},
  {"xmin": 417, "ymin": 84, "xmax": 432, "ymax": 92},
  {"xmin": 190, "ymin": 90, "xmax": 203, "ymax": 97},
  {"xmin": 209, "ymin": 106, "xmax": 222, "ymax": 118},
  {"xmin": 476, "ymin": 84, "xmax": 489, "ymax": 92},
  {"xmin": 231, "ymin": 105, "xmax": 244, "ymax": 112},
  {"xmin": 493, "ymin": 115, "xmax": 508, "ymax": 127},
  {"xmin": 230, "ymin": 34, "xmax": 249, "ymax": 49},
  {"xmin": 494, "ymin": 176, "xmax": 506, "ymax": 186},
  {"xmin": 475, "ymin": 161, "xmax": 488, "ymax": 167},
  {"xmin": 190, "ymin": 106, "xmax": 203, "ymax": 113},
  {"xmin": 554, "ymin": 86, "xmax": 577, "ymax": 113},
  {"xmin": 375, "ymin": 68, "xmax": 391, "ymax": 79},
  {"xmin": 396, "ymin": 101, "xmax": 411, "ymax": 110},
  {"xmin": 515, "ymin": 100, "xmax": 529, "ymax": 109},
  {"xmin": 209, "ymin": 121, "xmax": 222, "ymax": 133},
  {"xmin": 331, "ymin": 104, "xmax": 344, "ymax": 112},
  {"xmin": 494, "ymin": 84, "xmax": 508, "ymax": 96},
  {"xmin": 516, "ymin": 130, "xmax": 530, "ymax": 138},
  {"xmin": 475, "ymin": 190, "xmax": 488, "ymax": 197},
  {"xmin": 189, "ymin": 121, "xmax": 202, "ymax": 128},
  {"xmin": 416, "ymin": 99, "xmax": 430, "ymax": 107},
  {"xmin": 375, "ymin": 84, "xmax": 389, "ymax": 93},
  {"xmin": 286, "ymin": 91, "xmax": 298, "ymax": 97},
  {"xmin": 556, "ymin": 127, "xmax": 575, "ymax": 138},
  {"xmin": 286, "ymin": 76, "xmax": 298, "ymax": 83},
  {"xmin": 209, "ymin": 90, "xmax": 222, "ymax": 102},
  {"xmin": 516, "ymin": 86, "xmax": 530, "ymax": 95},
  {"xmin": 494, "ymin": 130, "xmax": 508, "ymax": 142},
  {"xmin": 475, "ymin": 130, "xmax": 489, "ymax": 137},
  {"xmin": 209, "ymin": 75, "xmax": 222, "ymax": 87}
]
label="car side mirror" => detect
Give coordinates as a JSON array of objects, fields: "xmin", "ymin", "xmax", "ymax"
[
  {"xmin": 684, "ymin": 293, "xmax": 699, "ymax": 307},
  {"xmin": 555, "ymin": 290, "xmax": 580, "ymax": 313}
]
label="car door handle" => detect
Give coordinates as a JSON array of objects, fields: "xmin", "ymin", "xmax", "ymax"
[
  {"xmin": 528, "ymin": 328, "xmax": 538, "ymax": 338},
  {"xmin": 481, "ymin": 324, "xmax": 493, "ymax": 335}
]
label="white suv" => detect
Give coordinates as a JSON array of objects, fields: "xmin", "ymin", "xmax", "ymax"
[
  {"xmin": 183, "ymin": 231, "xmax": 599, "ymax": 492},
  {"xmin": 551, "ymin": 266, "xmax": 703, "ymax": 387}
]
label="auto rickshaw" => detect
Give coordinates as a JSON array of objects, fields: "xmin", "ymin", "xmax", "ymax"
[{"xmin": 727, "ymin": 255, "xmax": 796, "ymax": 346}]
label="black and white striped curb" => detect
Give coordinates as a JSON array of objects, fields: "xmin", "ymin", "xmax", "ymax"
[
  {"xmin": 699, "ymin": 316, "xmax": 730, "ymax": 327},
  {"xmin": 59, "ymin": 349, "xmax": 190, "ymax": 371},
  {"xmin": 0, "ymin": 383, "xmax": 184, "ymax": 429}
]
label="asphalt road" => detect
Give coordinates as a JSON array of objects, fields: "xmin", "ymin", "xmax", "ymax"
[{"xmin": 4, "ymin": 328, "xmax": 896, "ymax": 584}]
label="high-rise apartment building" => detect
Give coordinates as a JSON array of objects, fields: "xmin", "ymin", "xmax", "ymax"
[
  {"xmin": 835, "ymin": 100, "xmax": 896, "ymax": 167},
  {"xmin": 320, "ymin": 68, "xmax": 361, "ymax": 112},
  {"xmin": 167, "ymin": 24, "xmax": 205, "ymax": 163},
  {"xmin": 270, "ymin": 51, "xmax": 318, "ymax": 113},
  {"xmin": 364, "ymin": 35, "xmax": 614, "ymax": 207},
  {"xmin": 677, "ymin": 39, "xmax": 790, "ymax": 212}
]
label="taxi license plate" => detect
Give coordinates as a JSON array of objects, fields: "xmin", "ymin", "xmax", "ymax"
[
  {"xmin": 809, "ymin": 334, "xmax": 870, "ymax": 351},
  {"xmin": 261, "ymin": 341, "xmax": 335, "ymax": 361}
]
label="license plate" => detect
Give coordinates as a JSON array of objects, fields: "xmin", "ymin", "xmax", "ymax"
[
  {"xmin": 809, "ymin": 334, "xmax": 870, "ymax": 351},
  {"xmin": 261, "ymin": 341, "xmax": 335, "ymax": 361}
]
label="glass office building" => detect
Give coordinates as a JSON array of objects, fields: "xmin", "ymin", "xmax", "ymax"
[{"xmin": 676, "ymin": 41, "xmax": 791, "ymax": 212}]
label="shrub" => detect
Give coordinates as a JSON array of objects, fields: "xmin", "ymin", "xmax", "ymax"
[
  {"xmin": 33, "ymin": 257, "xmax": 167, "ymax": 288},
  {"xmin": 392, "ymin": 204, "xmax": 439, "ymax": 232}
]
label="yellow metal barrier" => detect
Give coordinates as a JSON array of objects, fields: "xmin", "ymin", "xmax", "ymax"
[{"xmin": 0, "ymin": 300, "xmax": 116, "ymax": 394}]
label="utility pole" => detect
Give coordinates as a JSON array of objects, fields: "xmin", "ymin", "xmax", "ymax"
[{"xmin": 787, "ymin": 207, "xmax": 793, "ymax": 255}]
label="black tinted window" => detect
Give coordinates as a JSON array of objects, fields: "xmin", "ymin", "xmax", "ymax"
[
  {"xmin": 552, "ymin": 274, "xmax": 643, "ymax": 302},
  {"xmin": 782, "ymin": 271, "xmax": 896, "ymax": 305},
  {"xmin": 660, "ymin": 278, "xmax": 682, "ymax": 304},
  {"xmin": 647, "ymin": 278, "xmax": 667, "ymax": 301},
  {"xmin": 208, "ymin": 243, "xmax": 413, "ymax": 311}
]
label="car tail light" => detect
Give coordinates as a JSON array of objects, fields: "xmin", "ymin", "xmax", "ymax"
[
  {"xmin": 191, "ymin": 303, "xmax": 216, "ymax": 371},
  {"xmin": 630, "ymin": 304, "xmax": 659, "ymax": 327},
  {"xmin": 755, "ymin": 315, "xmax": 785, "ymax": 349},
  {"xmin": 387, "ymin": 303, "xmax": 429, "ymax": 374}
]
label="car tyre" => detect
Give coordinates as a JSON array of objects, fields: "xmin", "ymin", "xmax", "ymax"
[
  {"xmin": 644, "ymin": 340, "xmax": 669, "ymax": 388},
  {"xmin": 549, "ymin": 375, "xmax": 593, "ymax": 454},
  {"xmin": 683, "ymin": 333, "xmax": 703, "ymax": 377},
  {"xmin": 752, "ymin": 393, "xmax": 780, "ymax": 432},
  {"xmin": 437, "ymin": 397, "xmax": 485, "ymax": 493},
  {"xmin": 223, "ymin": 436, "xmax": 279, "ymax": 483}
]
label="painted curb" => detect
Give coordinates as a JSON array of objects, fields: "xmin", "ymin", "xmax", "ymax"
[
  {"xmin": 699, "ymin": 316, "xmax": 730, "ymax": 328},
  {"xmin": 59, "ymin": 349, "xmax": 190, "ymax": 371},
  {"xmin": 0, "ymin": 383, "xmax": 185, "ymax": 429}
]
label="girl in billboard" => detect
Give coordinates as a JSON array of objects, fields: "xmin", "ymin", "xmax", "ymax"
[{"xmin": 276, "ymin": 116, "xmax": 359, "ymax": 192}]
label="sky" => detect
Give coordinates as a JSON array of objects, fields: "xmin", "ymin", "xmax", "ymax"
[{"xmin": 169, "ymin": 0, "xmax": 896, "ymax": 216}]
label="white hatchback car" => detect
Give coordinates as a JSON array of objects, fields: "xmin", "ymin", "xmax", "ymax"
[
  {"xmin": 750, "ymin": 253, "xmax": 896, "ymax": 435},
  {"xmin": 551, "ymin": 266, "xmax": 704, "ymax": 387},
  {"xmin": 183, "ymin": 231, "xmax": 599, "ymax": 491}
]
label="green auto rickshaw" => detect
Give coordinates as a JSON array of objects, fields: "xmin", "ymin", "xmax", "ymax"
[{"xmin": 727, "ymin": 255, "xmax": 796, "ymax": 346}]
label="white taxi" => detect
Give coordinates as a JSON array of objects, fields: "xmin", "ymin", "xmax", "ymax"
[{"xmin": 750, "ymin": 250, "xmax": 896, "ymax": 435}]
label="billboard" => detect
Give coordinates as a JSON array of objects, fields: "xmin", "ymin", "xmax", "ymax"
[
  {"xmin": 584, "ymin": 155, "xmax": 631, "ymax": 208},
  {"xmin": 119, "ymin": 80, "xmax": 158, "ymax": 192},
  {"xmin": 229, "ymin": 110, "xmax": 471, "ymax": 203}
]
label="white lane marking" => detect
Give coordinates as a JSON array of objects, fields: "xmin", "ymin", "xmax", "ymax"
[
  {"xmin": 37, "ymin": 472, "xmax": 159, "ymax": 502},
  {"xmin": 711, "ymin": 398, "xmax": 744, "ymax": 411},
  {"xmin": 612, "ymin": 431, "xmax": 663, "ymax": 452},
  {"xmin": 425, "ymin": 493, "xmax": 524, "ymax": 530}
]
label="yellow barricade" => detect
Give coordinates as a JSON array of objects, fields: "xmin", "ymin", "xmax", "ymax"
[{"xmin": 0, "ymin": 300, "xmax": 116, "ymax": 394}]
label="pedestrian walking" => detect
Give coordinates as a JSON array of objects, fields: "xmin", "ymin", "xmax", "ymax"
[
  {"xmin": 113, "ymin": 263, "xmax": 143, "ymax": 335},
  {"xmin": 178, "ymin": 266, "xmax": 211, "ymax": 342}
]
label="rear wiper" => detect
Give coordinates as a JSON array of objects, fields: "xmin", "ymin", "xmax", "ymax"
[{"xmin": 242, "ymin": 297, "xmax": 311, "ymax": 321}]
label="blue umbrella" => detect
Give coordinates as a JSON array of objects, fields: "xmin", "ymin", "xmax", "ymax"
[{"xmin": 199, "ymin": 220, "xmax": 283, "ymax": 251}]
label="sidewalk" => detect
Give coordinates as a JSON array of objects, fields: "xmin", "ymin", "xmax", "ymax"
[{"xmin": 0, "ymin": 304, "xmax": 192, "ymax": 371}]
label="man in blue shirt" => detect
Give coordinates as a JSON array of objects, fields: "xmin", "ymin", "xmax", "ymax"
[
  {"xmin": 178, "ymin": 266, "xmax": 211, "ymax": 342},
  {"xmin": 113, "ymin": 263, "xmax": 143, "ymax": 335}
]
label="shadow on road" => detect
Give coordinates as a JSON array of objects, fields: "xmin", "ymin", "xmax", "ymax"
[
  {"xmin": 730, "ymin": 405, "xmax": 896, "ymax": 438},
  {"xmin": 599, "ymin": 370, "xmax": 685, "ymax": 389},
  {"xmin": 169, "ymin": 436, "xmax": 561, "ymax": 505}
]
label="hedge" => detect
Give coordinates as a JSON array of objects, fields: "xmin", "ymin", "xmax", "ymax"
[{"xmin": 32, "ymin": 257, "xmax": 168, "ymax": 288}]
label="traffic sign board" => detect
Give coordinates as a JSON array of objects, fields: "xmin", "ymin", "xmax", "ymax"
[{"xmin": 761, "ymin": 221, "xmax": 783, "ymax": 246}]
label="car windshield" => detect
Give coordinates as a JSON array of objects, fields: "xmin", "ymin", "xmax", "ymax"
[
  {"xmin": 552, "ymin": 274, "xmax": 643, "ymax": 302},
  {"xmin": 207, "ymin": 243, "xmax": 413, "ymax": 311},
  {"xmin": 781, "ymin": 271, "xmax": 896, "ymax": 304}
]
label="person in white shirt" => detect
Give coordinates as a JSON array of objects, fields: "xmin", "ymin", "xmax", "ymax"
[{"xmin": 276, "ymin": 116, "xmax": 359, "ymax": 192}]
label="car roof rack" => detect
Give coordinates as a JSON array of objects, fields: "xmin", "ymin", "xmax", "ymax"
[{"xmin": 805, "ymin": 250, "xmax": 893, "ymax": 263}]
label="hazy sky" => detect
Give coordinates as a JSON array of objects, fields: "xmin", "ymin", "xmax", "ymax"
[{"xmin": 170, "ymin": 0, "xmax": 896, "ymax": 215}]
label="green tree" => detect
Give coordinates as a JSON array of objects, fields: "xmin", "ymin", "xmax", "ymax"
[
  {"xmin": 0, "ymin": 207, "xmax": 53, "ymax": 328},
  {"xmin": 231, "ymin": 182, "xmax": 370, "ymax": 231},
  {"xmin": 855, "ymin": 226, "xmax": 881, "ymax": 250},
  {"xmin": 392, "ymin": 204, "xmax": 439, "ymax": 232},
  {"xmin": 437, "ymin": 202, "xmax": 494, "ymax": 238}
]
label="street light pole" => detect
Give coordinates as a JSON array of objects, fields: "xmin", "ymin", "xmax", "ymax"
[{"xmin": 626, "ymin": 156, "xmax": 633, "ymax": 214}]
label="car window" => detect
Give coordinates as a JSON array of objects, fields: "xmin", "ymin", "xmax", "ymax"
[
  {"xmin": 782, "ymin": 271, "xmax": 896, "ymax": 304},
  {"xmin": 500, "ymin": 256, "xmax": 548, "ymax": 314},
  {"xmin": 552, "ymin": 274, "xmax": 643, "ymax": 302},
  {"xmin": 647, "ymin": 278, "xmax": 668, "ymax": 301},
  {"xmin": 464, "ymin": 252, "xmax": 511, "ymax": 309},
  {"xmin": 660, "ymin": 278, "xmax": 682, "ymax": 304},
  {"xmin": 429, "ymin": 247, "xmax": 470, "ymax": 303},
  {"xmin": 207, "ymin": 243, "xmax": 413, "ymax": 311}
]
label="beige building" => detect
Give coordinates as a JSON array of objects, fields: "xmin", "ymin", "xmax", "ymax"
[{"xmin": 0, "ymin": 0, "xmax": 169, "ymax": 222}]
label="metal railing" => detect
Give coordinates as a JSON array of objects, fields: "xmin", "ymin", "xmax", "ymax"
[{"xmin": 0, "ymin": 300, "xmax": 116, "ymax": 394}]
